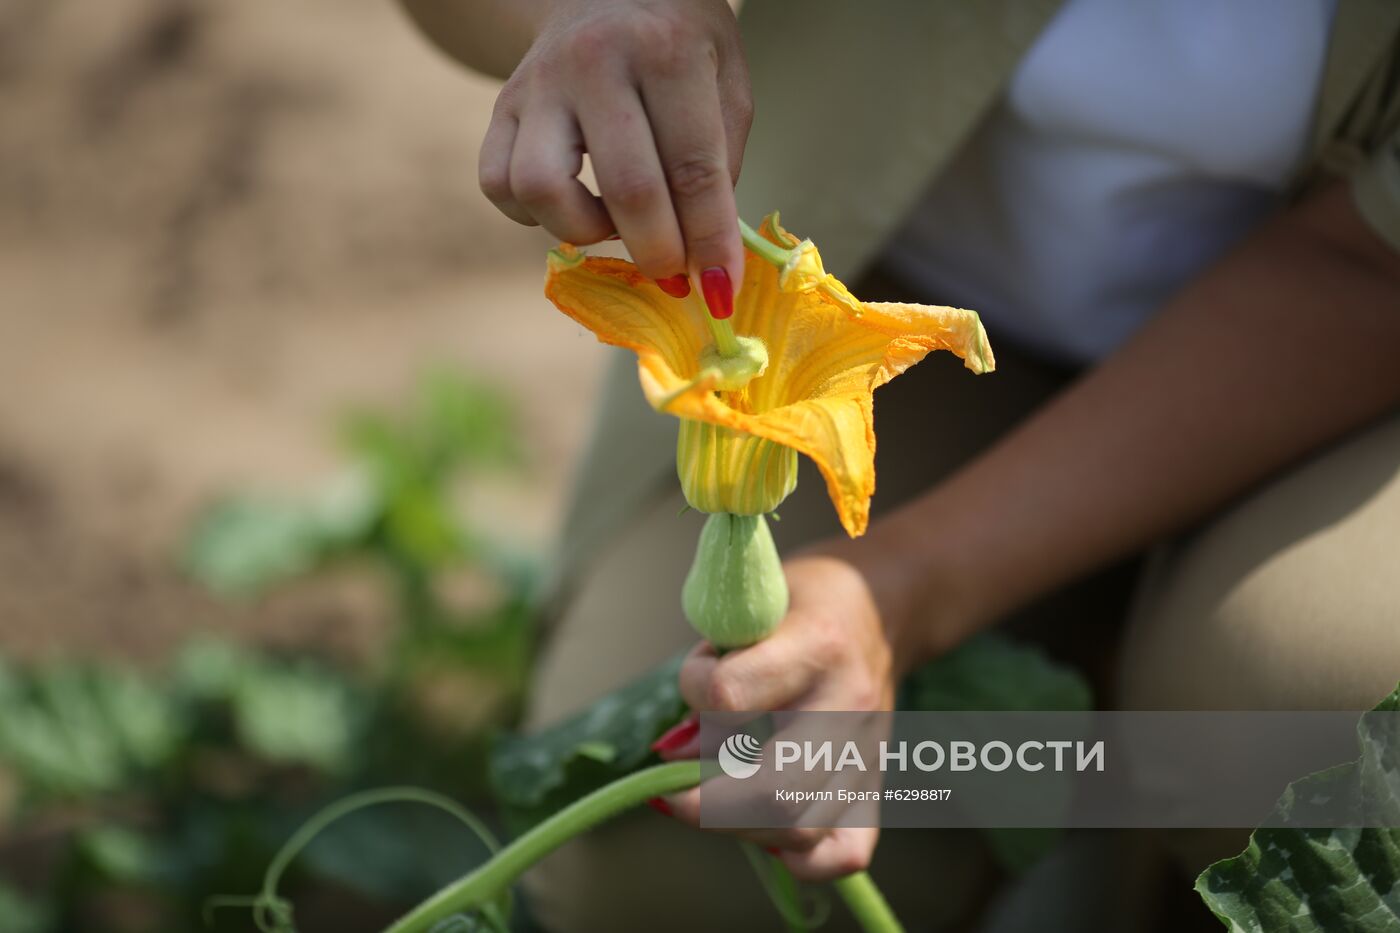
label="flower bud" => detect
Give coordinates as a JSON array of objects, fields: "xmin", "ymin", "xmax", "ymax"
[{"xmin": 676, "ymin": 419, "xmax": 797, "ymax": 516}]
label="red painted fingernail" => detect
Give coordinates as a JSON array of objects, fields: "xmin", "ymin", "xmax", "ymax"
[
  {"xmin": 764, "ymin": 846, "xmax": 781, "ymax": 856},
  {"xmin": 647, "ymin": 797, "xmax": 673, "ymax": 816},
  {"xmin": 651, "ymin": 716, "xmax": 699, "ymax": 754},
  {"xmin": 700, "ymin": 267, "xmax": 733, "ymax": 319},
  {"xmin": 655, "ymin": 274, "xmax": 691, "ymax": 298},
  {"xmin": 605, "ymin": 234, "xmax": 622, "ymax": 241}
]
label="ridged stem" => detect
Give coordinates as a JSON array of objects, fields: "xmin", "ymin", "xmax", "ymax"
[
  {"xmin": 701, "ymin": 294, "xmax": 743, "ymax": 357},
  {"xmin": 385, "ymin": 761, "xmax": 702, "ymax": 933},
  {"xmin": 833, "ymin": 871, "xmax": 904, "ymax": 933}
]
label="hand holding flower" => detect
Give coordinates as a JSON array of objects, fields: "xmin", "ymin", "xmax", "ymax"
[
  {"xmin": 477, "ymin": 0, "xmax": 751, "ymax": 293},
  {"xmin": 661, "ymin": 552, "xmax": 898, "ymax": 881}
]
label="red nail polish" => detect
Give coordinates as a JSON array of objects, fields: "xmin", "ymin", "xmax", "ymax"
[
  {"xmin": 655, "ymin": 274, "xmax": 691, "ymax": 298},
  {"xmin": 764, "ymin": 846, "xmax": 781, "ymax": 856},
  {"xmin": 700, "ymin": 267, "xmax": 733, "ymax": 319},
  {"xmin": 651, "ymin": 716, "xmax": 699, "ymax": 754},
  {"xmin": 605, "ymin": 234, "xmax": 622, "ymax": 241},
  {"xmin": 647, "ymin": 797, "xmax": 673, "ymax": 816}
]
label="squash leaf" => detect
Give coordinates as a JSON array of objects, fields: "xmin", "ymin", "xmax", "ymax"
[
  {"xmin": 1196, "ymin": 683, "xmax": 1400, "ymax": 931},
  {"xmin": 905, "ymin": 633, "xmax": 1093, "ymax": 874},
  {"xmin": 902, "ymin": 632, "xmax": 1092, "ymax": 714},
  {"xmin": 489, "ymin": 655, "xmax": 686, "ymax": 829}
]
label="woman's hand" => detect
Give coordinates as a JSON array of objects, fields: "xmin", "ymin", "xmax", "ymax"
[
  {"xmin": 479, "ymin": 0, "xmax": 752, "ymax": 296},
  {"xmin": 657, "ymin": 554, "xmax": 905, "ymax": 881}
]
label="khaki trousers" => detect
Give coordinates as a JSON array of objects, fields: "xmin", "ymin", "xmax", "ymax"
[{"xmin": 519, "ymin": 270, "xmax": 1400, "ymax": 933}]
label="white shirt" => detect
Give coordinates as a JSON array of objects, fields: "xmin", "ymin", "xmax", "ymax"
[{"xmin": 888, "ymin": 0, "xmax": 1337, "ymax": 364}]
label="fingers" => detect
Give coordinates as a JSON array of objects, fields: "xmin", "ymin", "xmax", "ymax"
[
  {"xmin": 651, "ymin": 715, "xmax": 700, "ymax": 760},
  {"xmin": 782, "ymin": 827, "xmax": 879, "ymax": 883},
  {"xmin": 639, "ymin": 58, "xmax": 743, "ymax": 289},
  {"xmin": 679, "ymin": 639, "xmax": 816, "ymax": 713},
  {"xmin": 659, "ymin": 787, "xmax": 829, "ymax": 853},
  {"xmin": 477, "ymin": 109, "xmax": 533, "ymax": 227},
  {"xmin": 656, "ymin": 787, "xmax": 879, "ymax": 880},
  {"xmin": 679, "ymin": 612, "xmax": 836, "ymax": 713},
  {"xmin": 480, "ymin": 14, "xmax": 748, "ymax": 284},
  {"xmin": 716, "ymin": 57, "xmax": 754, "ymax": 185},
  {"xmin": 574, "ymin": 83, "xmax": 688, "ymax": 279},
  {"xmin": 507, "ymin": 104, "xmax": 614, "ymax": 244}
]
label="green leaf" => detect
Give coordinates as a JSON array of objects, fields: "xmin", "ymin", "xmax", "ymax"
[
  {"xmin": 903, "ymin": 634, "xmax": 1093, "ymax": 875},
  {"xmin": 0, "ymin": 663, "xmax": 181, "ymax": 798},
  {"xmin": 77, "ymin": 825, "xmax": 169, "ymax": 884},
  {"xmin": 427, "ymin": 915, "xmax": 489, "ymax": 933},
  {"xmin": 489, "ymin": 655, "xmax": 686, "ymax": 826},
  {"xmin": 901, "ymin": 633, "xmax": 1092, "ymax": 713},
  {"xmin": 417, "ymin": 372, "xmax": 521, "ymax": 473},
  {"xmin": 95, "ymin": 667, "xmax": 184, "ymax": 770},
  {"xmin": 184, "ymin": 469, "xmax": 379, "ymax": 596},
  {"xmin": 184, "ymin": 498, "xmax": 321, "ymax": 595},
  {"xmin": 232, "ymin": 663, "xmax": 361, "ymax": 774},
  {"xmin": 1196, "ymin": 683, "xmax": 1400, "ymax": 932},
  {"xmin": 382, "ymin": 482, "xmax": 463, "ymax": 567},
  {"xmin": 0, "ymin": 881, "xmax": 50, "ymax": 933},
  {"xmin": 171, "ymin": 637, "xmax": 252, "ymax": 702},
  {"xmin": 340, "ymin": 372, "xmax": 520, "ymax": 486}
]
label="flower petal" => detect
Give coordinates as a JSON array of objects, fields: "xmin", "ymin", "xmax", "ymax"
[
  {"xmin": 545, "ymin": 251, "xmax": 715, "ymax": 411},
  {"xmin": 858, "ymin": 301, "xmax": 996, "ymax": 378},
  {"xmin": 741, "ymin": 396, "xmax": 877, "ymax": 537},
  {"xmin": 735, "ymin": 220, "xmax": 995, "ymax": 414},
  {"xmin": 770, "ymin": 299, "xmax": 993, "ymax": 412},
  {"xmin": 544, "ymin": 236, "xmax": 995, "ymax": 539}
]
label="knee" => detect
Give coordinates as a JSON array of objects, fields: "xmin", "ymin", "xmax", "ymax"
[
  {"xmin": 1121, "ymin": 416, "xmax": 1400, "ymax": 711},
  {"xmin": 1121, "ymin": 538, "xmax": 1400, "ymax": 711}
]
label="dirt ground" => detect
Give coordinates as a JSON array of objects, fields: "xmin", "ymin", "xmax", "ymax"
[{"xmin": 0, "ymin": 0, "xmax": 602, "ymax": 662}]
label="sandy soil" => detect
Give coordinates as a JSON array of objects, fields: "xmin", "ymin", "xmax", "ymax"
[{"xmin": 0, "ymin": 0, "xmax": 602, "ymax": 662}]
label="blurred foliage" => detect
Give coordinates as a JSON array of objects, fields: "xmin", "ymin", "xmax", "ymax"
[
  {"xmin": 0, "ymin": 371, "xmax": 1110, "ymax": 931},
  {"xmin": 0, "ymin": 373, "xmax": 541, "ymax": 932},
  {"xmin": 0, "ymin": 640, "xmax": 494, "ymax": 932},
  {"xmin": 904, "ymin": 633, "xmax": 1093, "ymax": 875},
  {"xmin": 185, "ymin": 370, "xmax": 537, "ymax": 705},
  {"xmin": 187, "ymin": 372, "xmax": 530, "ymax": 602},
  {"xmin": 901, "ymin": 632, "xmax": 1093, "ymax": 714}
]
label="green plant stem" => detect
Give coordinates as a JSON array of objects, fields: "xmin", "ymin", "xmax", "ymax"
[
  {"xmin": 694, "ymin": 290, "xmax": 743, "ymax": 358},
  {"xmin": 708, "ymin": 315, "xmax": 742, "ymax": 357},
  {"xmin": 385, "ymin": 761, "xmax": 702, "ymax": 933},
  {"xmin": 739, "ymin": 218, "xmax": 793, "ymax": 267},
  {"xmin": 833, "ymin": 871, "xmax": 904, "ymax": 933}
]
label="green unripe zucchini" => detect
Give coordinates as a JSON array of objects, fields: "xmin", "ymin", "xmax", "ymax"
[{"xmin": 681, "ymin": 512, "xmax": 788, "ymax": 649}]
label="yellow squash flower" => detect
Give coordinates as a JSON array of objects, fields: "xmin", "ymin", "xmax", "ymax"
[{"xmin": 544, "ymin": 216, "xmax": 994, "ymax": 538}]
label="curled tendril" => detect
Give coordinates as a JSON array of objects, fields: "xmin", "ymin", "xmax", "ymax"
[
  {"xmin": 203, "ymin": 894, "xmax": 294, "ymax": 933},
  {"xmin": 205, "ymin": 786, "xmax": 505, "ymax": 933}
]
